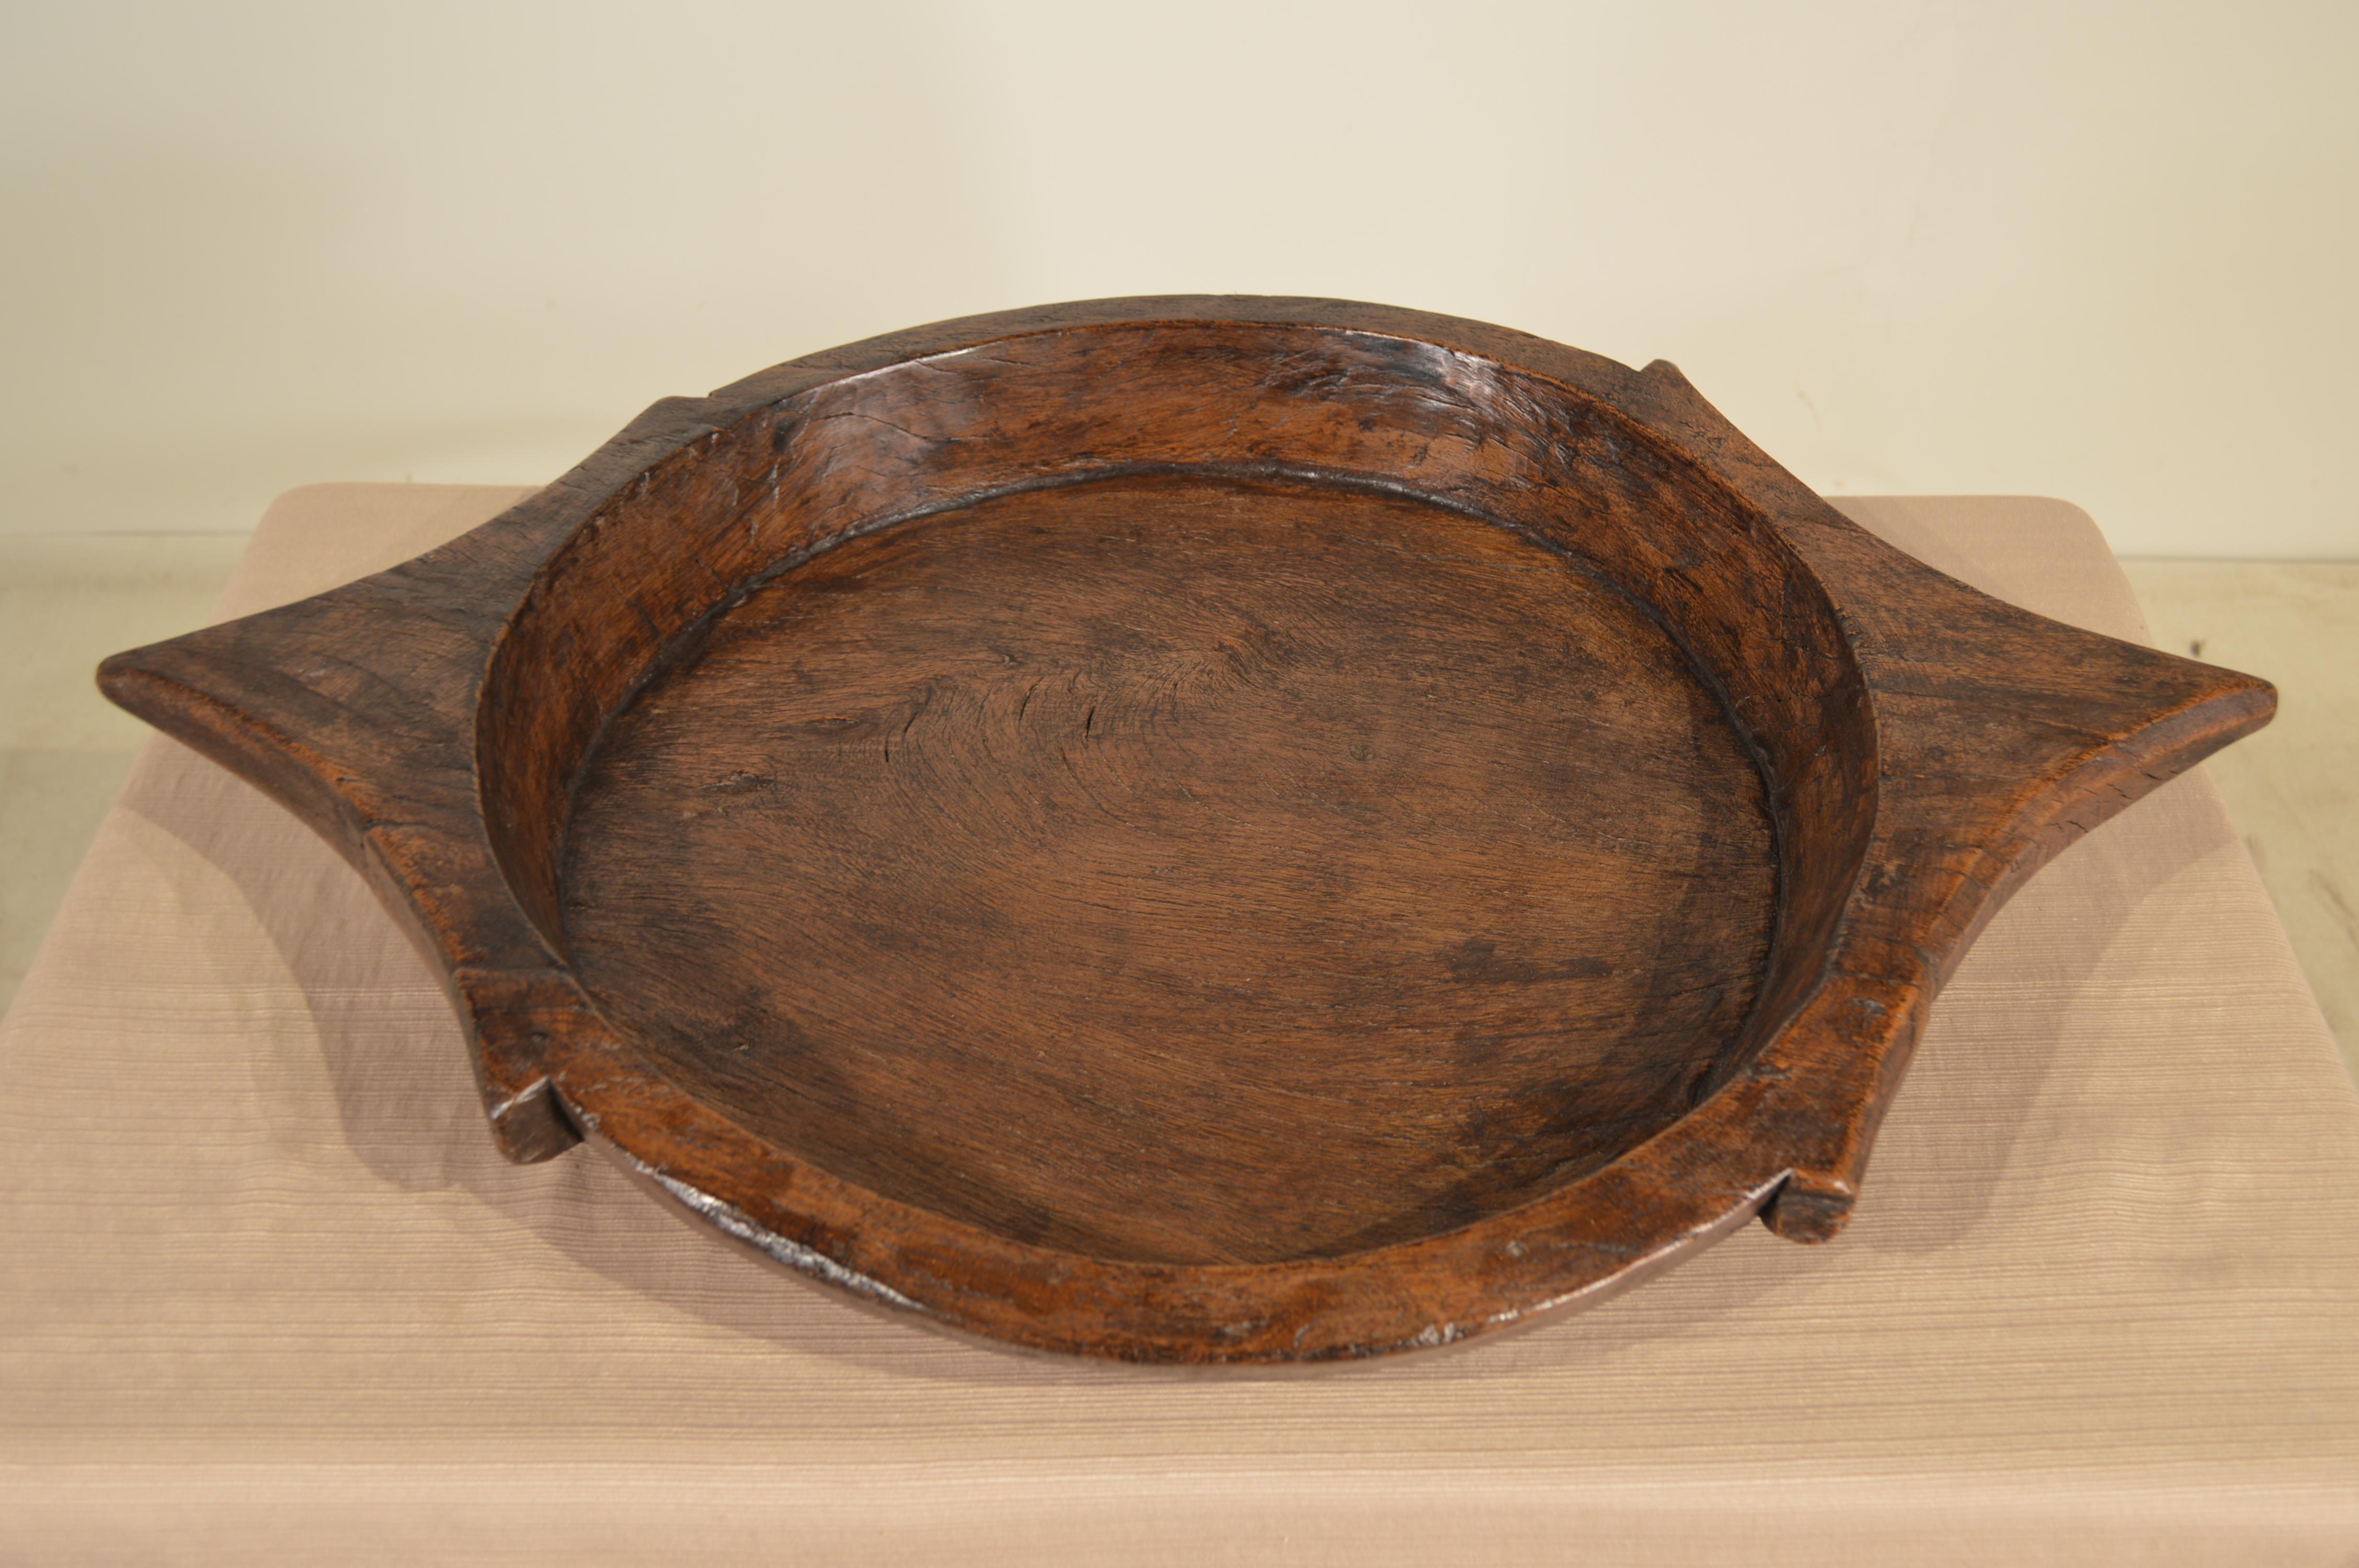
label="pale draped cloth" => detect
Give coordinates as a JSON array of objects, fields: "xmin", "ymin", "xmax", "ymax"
[{"xmin": 3, "ymin": 485, "xmax": 2354, "ymax": 1564}]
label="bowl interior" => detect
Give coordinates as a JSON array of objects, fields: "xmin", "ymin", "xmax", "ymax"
[{"xmin": 479, "ymin": 320, "xmax": 1874, "ymax": 1264}]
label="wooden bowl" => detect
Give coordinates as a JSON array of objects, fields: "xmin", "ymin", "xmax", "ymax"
[{"xmin": 99, "ymin": 298, "xmax": 2272, "ymax": 1362}]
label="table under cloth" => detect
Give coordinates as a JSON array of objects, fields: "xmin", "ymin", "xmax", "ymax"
[{"xmin": 3, "ymin": 484, "xmax": 2355, "ymax": 1565}]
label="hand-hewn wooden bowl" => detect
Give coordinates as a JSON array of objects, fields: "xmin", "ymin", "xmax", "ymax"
[{"xmin": 100, "ymin": 298, "xmax": 2272, "ymax": 1363}]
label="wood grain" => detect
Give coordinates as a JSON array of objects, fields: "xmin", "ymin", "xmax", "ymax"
[
  {"xmin": 567, "ymin": 475, "xmax": 1775, "ymax": 1264},
  {"xmin": 96, "ymin": 298, "xmax": 2275, "ymax": 1360}
]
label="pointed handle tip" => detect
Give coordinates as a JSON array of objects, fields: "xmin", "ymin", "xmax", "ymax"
[
  {"xmin": 2123, "ymin": 654, "xmax": 2276, "ymax": 785},
  {"xmin": 94, "ymin": 638, "xmax": 294, "ymax": 780}
]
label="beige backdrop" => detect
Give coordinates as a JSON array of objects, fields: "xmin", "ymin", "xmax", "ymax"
[{"xmin": 4, "ymin": 1, "xmax": 2355, "ymax": 556}]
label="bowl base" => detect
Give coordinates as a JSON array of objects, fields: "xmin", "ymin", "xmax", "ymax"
[{"xmin": 562, "ymin": 471, "xmax": 1778, "ymax": 1264}]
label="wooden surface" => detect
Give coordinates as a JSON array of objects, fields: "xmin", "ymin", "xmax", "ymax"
[
  {"xmin": 569, "ymin": 475, "xmax": 1776, "ymax": 1265},
  {"xmin": 95, "ymin": 299, "xmax": 2274, "ymax": 1361}
]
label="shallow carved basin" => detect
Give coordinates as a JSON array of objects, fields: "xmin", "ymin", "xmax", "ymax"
[{"xmin": 100, "ymin": 298, "xmax": 2272, "ymax": 1361}]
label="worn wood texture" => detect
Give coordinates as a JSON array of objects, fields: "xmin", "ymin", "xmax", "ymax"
[
  {"xmin": 569, "ymin": 476, "xmax": 1777, "ymax": 1265},
  {"xmin": 97, "ymin": 298, "xmax": 2274, "ymax": 1361}
]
